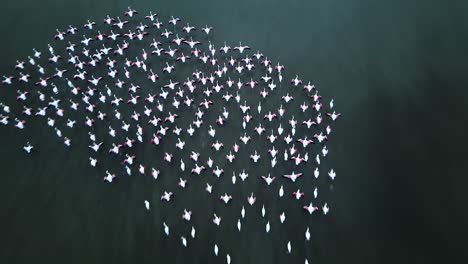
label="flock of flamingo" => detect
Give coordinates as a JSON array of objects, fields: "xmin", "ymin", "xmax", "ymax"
[{"xmin": 1, "ymin": 7, "xmax": 341, "ymax": 263}]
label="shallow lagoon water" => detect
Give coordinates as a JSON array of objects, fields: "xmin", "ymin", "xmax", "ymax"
[{"xmin": 0, "ymin": 1, "xmax": 466, "ymax": 264}]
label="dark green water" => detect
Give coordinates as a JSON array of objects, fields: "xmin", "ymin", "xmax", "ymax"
[{"xmin": 1, "ymin": 0, "xmax": 467, "ymax": 263}]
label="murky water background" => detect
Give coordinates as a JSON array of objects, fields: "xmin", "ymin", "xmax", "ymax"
[{"xmin": 0, "ymin": 1, "xmax": 467, "ymax": 263}]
